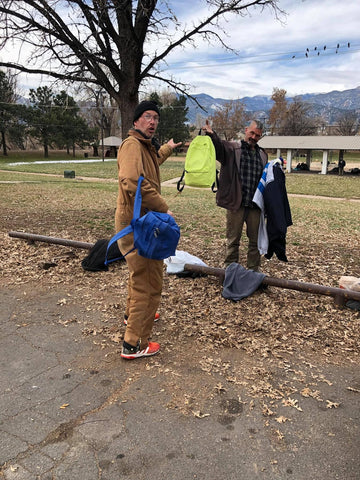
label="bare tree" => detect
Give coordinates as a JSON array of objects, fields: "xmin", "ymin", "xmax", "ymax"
[
  {"xmin": 210, "ymin": 100, "xmax": 248, "ymax": 140},
  {"xmin": 268, "ymin": 87, "xmax": 287, "ymax": 135},
  {"xmin": 0, "ymin": 1, "xmax": 283, "ymax": 137},
  {"xmin": 335, "ymin": 111, "xmax": 359, "ymax": 135},
  {"xmin": 280, "ymin": 97, "xmax": 318, "ymax": 136},
  {"xmin": 76, "ymin": 85, "xmax": 121, "ymax": 144}
]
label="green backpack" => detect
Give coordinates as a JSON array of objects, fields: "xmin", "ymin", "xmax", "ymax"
[{"xmin": 177, "ymin": 132, "xmax": 218, "ymax": 192}]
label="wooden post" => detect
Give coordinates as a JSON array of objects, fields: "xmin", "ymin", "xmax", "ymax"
[
  {"xmin": 8, "ymin": 232, "xmax": 360, "ymax": 306},
  {"xmin": 9, "ymin": 231, "xmax": 94, "ymax": 250},
  {"xmin": 183, "ymin": 263, "xmax": 360, "ymax": 305}
]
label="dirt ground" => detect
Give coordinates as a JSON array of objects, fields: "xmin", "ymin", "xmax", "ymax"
[{"xmin": 1, "ymin": 180, "xmax": 359, "ymax": 413}]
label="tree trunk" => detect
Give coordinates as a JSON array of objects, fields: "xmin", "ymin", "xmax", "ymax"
[
  {"xmin": 1, "ymin": 130, "xmax": 7, "ymax": 155},
  {"xmin": 115, "ymin": 89, "xmax": 139, "ymax": 140}
]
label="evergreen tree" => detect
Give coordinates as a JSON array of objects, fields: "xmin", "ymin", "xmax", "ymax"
[
  {"xmin": 53, "ymin": 91, "xmax": 94, "ymax": 156},
  {"xmin": 167, "ymin": 95, "xmax": 190, "ymax": 146},
  {"xmin": 148, "ymin": 92, "xmax": 189, "ymax": 147},
  {"xmin": 0, "ymin": 70, "xmax": 25, "ymax": 155},
  {"xmin": 27, "ymin": 86, "xmax": 57, "ymax": 158},
  {"xmin": 27, "ymin": 87, "xmax": 96, "ymax": 157}
]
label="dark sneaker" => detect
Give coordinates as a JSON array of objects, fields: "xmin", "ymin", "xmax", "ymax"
[
  {"xmin": 121, "ymin": 341, "xmax": 160, "ymax": 360},
  {"xmin": 123, "ymin": 312, "xmax": 160, "ymax": 326}
]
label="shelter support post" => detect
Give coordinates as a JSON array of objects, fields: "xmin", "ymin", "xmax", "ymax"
[
  {"xmin": 286, "ymin": 149, "xmax": 292, "ymax": 173},
  {"xmin": 321, "ymin": 150, "xmax": 329, "ymax": 174}
]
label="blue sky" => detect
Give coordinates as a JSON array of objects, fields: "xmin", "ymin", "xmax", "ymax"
[{"xmin": 149, "ymin": 0, "xmax": 360, "ymax": 99}]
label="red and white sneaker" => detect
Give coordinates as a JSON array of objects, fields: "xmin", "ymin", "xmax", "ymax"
[
  {"xmin": 123, "ymin": 312, "xmax": 160, "ymax": 326},
  {"xmin": 121, "ymin": 341, "xmax": 160, "ymax": 360}
]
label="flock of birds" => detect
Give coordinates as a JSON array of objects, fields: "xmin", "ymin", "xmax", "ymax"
[{"xmin": 292, "ymin": 42, "xmax": 351, "ymax": 58}]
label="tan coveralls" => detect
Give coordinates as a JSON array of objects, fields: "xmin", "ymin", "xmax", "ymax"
[{"xmin": 115, "ymin": 129, "xmax": 173, "ymax": 349}]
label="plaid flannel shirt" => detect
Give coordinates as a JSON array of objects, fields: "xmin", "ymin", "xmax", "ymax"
[{"xmin": 239, "ymin": 141, "xmax": 264, "ymax": 207}]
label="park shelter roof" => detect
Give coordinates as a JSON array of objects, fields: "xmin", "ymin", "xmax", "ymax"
[
  {"xmin": 258, "ymin": 136, "xmax": 360, "ymax": 150},
  {"xmin": 102, "ymin": 136, "xmax": 122, "ymax": 147}
]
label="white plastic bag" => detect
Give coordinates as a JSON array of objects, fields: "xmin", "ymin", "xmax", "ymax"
[
  {"xmin": 339, "ymin": 276, "xmax": 360, "ymax": 292},
  {"xmin": 164, "ymin": 250, "xmax": 208, "ymax": 274}
]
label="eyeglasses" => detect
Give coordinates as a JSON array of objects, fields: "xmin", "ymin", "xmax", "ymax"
[{"xmin": 142, "ymin": 114, "xmax": 160, "ymax": 122}]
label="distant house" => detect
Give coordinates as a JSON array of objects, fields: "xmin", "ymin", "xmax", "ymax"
[
  {"xmin": 178, "ymin": 141, "xmax": 191, "ymax": 154},
  {"xmin": 101, "ymin": 136, "xmax": 122, "ymax": 157},
  {"xmin": 102, "ymin": 136, "xmax": 122, "ymax": 147}
]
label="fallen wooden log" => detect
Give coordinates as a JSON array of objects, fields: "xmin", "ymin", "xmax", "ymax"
[
  {"xmin": 9, "ymin": 231, "xmax": 94, "ymax": 250},
  {"xmin": 8, "ymin": 231, "xmax": 360, "ymax": 307},
  {"xmin": 183, "ymin": 263, "xmax": 360, "ymax": 307}
]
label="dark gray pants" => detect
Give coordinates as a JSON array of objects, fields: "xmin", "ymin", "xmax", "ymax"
[{"xmin": 225, "ymin": 207, "xmax": 261, "ymax": 270}]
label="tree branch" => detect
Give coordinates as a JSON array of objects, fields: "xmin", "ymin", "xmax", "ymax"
[{"xmin": 0, "ymin": 0, "xmax": 284, "ymax": 135}]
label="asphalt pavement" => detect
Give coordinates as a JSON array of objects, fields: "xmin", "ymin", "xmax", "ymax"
[{"xmin": 1, "ymin": 284, "xmax": 360, "ymax": 480}]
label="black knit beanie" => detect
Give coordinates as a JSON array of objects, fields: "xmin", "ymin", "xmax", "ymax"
[{"xmin": 133, "ymin": 101, "xmax": 160, "ymax": 123}]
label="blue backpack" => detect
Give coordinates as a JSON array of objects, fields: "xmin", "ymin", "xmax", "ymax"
[{"xmin": 104, "ymin": 176, "xmax": 180, "ymax": 265}]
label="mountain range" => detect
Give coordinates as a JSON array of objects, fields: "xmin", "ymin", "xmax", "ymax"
[{"xmin": 185, "ymin": 86, "xmax": 360, "ymax": 126}]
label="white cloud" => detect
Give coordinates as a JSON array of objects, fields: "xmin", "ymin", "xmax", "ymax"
[
  {"xmin": 2, "ymin": 0, "xmax": 360, "ymax": 100},
  {"xmin": 160, "ymin": 0, "xmax": 360, "ymax": 98}
]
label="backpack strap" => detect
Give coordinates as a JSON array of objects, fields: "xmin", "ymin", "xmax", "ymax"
[
  {"xmin": 177, "ymin": 170, "xmax": 185, "ymax": 192},
  {"xmin": 104, "ymin": 225, "xmax": 134, "ymax": 266},
  {"xmin": 104, "ymin": 175, "xmax": 145, "ymax": 266},
  {"xmin": 211, "ymin": 169, "xmax": 219, "ymax": 193},
  {"xmin": 132, "ymin": 175, "xmax": 144, "ymax": 220}
]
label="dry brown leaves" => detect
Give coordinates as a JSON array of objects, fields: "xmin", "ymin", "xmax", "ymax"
[{"xmin": 1, "ymin": 190, "xmax": 359, "ymax": 424}]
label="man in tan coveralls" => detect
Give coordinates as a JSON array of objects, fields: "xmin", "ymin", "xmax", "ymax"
[{"xmin": 115, "ymin": 100, "xmax": 181, "ymax": 360}]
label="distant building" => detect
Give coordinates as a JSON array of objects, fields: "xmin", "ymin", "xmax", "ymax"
[{"xmin": 258, "ymin": 136, "xmax": 360, "ymax": 174}]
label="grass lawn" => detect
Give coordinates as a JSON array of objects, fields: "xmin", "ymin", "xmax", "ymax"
[
  {"xmin": 1, "ymin": 150, "xmax": 359, "ymax": 199},
  {"xmin": 1, "ymin": 153, "xmax": 359, "ymax": 261}
]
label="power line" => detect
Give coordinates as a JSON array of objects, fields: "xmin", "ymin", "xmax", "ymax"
[{"xmin": 168, "ymin": 42, "xmax": 360, "ymax": 70}]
